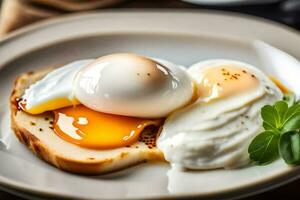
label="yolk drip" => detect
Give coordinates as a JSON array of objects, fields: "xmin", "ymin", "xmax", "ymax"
[
  {"xmin": 53, "ymin": 105, "xmax": 162, "ymax": 149},
  {"xmin": 197, "ymin": 65, "xmax": 259, "ymax": 101},
  {"xmin": 20, "ymin": 98, "xmax": 80, "ymax": 114},
  {"xmin": 269, "ymin": 76, "xmax": 290, "ymax": 94}
]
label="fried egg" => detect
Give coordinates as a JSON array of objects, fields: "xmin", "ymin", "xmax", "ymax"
[
  {"xmin": 157, "ymin": 59, "xmax": 283, "ymax": 169},
  {"xmin": 21, "ymin": 53, "xmax": 194, "ymax": 149}
]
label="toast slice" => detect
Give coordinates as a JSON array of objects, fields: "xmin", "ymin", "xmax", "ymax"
[{"xmin": 10, "ymin": 68, "xmax": 164, "ymax": 175}]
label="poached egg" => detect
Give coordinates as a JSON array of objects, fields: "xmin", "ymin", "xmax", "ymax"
[
  {"xmin": 20, "ymin": 53, "xmax": 194, "ymax": 149},
  {"xmin": 157, "ymin": 59, "xmax": 283, "ymax": 169}
]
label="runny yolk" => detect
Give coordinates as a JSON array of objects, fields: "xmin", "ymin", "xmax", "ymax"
[
  {"xmin": 197, "ymin": 65, "xmax": 259, "ymax": 101},
  {"xmin": 21, "ymin": 98, "xmax": 80, "ymax": 115},
  {"xmin": 53, "ymin": 105, "xmax": 162, "ymax": 149}
]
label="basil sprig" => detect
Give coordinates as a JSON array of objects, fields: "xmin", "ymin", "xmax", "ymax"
[{"xmin": 248, "ymin": 94, "xmax": 300, "ymax": 165}]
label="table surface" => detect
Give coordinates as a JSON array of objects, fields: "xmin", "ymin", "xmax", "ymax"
[{"xmin": 1, "ymin": 0, "xmax": 300, "ymax": 199}]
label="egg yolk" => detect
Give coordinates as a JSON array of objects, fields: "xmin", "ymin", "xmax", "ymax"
[
  {"xmin": 53, "ymin": 105, "xmax": 162, "ymax": 149},
  {"xmin": 196, "ymin": 65, "xmax": 259, "ymax": 101},
  {"xmin": 22, "ymin": 98, "xmax": 80, "ymax": 115}
]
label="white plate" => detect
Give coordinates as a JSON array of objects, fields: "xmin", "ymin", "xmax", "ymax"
[
  {"xmin": 182, "ymin": 0, "xmax": 281, "ymax": 6},
  {"xmin": 0, "ymin": 10, "xmax": 300, "ymax": 200}
]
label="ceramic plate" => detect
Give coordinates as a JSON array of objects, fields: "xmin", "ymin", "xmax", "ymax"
[{"xmin": 0, "ymin": 10, "xmax": 300, "ymax": 200}]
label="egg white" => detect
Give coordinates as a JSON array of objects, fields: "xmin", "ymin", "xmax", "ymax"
[{"xmin": 23, "ymin": 60, "xmax": 94, "ymax": 113}]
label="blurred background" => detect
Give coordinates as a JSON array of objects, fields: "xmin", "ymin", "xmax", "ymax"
[
  {"xmin": 0, "ymin": 0, "xmax": 299, "ymax": 200},
  {"xmin": 0, "ymin": 0, "xmax": 299, "ymax": 35}
]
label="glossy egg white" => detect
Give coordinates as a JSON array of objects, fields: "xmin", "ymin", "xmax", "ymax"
[
  {"xmin": 73, "ymin": 54, "xmax": 194, "ymax": 118},
  {"xmin": 22, "ymin": 60, "xmax": 94, "ymax": 114}
]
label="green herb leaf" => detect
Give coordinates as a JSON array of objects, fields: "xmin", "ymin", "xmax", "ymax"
[
  {"xmin": 249, "ymin": 98, "xmax": 300, "ymax": 166},
  {"xmin": 281, "ymin": 104, "xmax": 300, "ymax": 132},
  {"xmin": 279, "ymin": 130, "xmax": 300, "ymax": 165},
  {"xmin": 248, "ymin": 131, "xmax": 279, "ymax": 165},
  {"xmin": 274, "ymin": 101, "xmax": 288, "ymax": 123},
  {"xmin": 262, "ymin": 121, "xmax": 277, "ymax": 132},
  {"xmin": 261, "ymin": 100, "xmax": 300, "ymax": 134},
  {"xmin": 261, "ymin": 105, "xmax": 279, "ymax": 132},
  {"xmin": 282, "ymin": 114, "xmax": 300, "ymax": 132}
]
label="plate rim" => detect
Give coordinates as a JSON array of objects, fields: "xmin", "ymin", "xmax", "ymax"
[
  {"xmin": 1, "ymin": 9, "xmax": 299, "ymax": 44},
  {"xmin": 0, "ymin": 9, "xmax": 300, "ymax": 200}
]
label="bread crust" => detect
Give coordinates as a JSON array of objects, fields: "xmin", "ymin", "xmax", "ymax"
[{"xmin": 10, "ymin": 69, "xmax": 164, "ymax": 175}]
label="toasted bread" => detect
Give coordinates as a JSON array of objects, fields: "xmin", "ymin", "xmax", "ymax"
[{"xmin": 10, "ymin": 68, "xmax": 164, "ymax": 175}]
